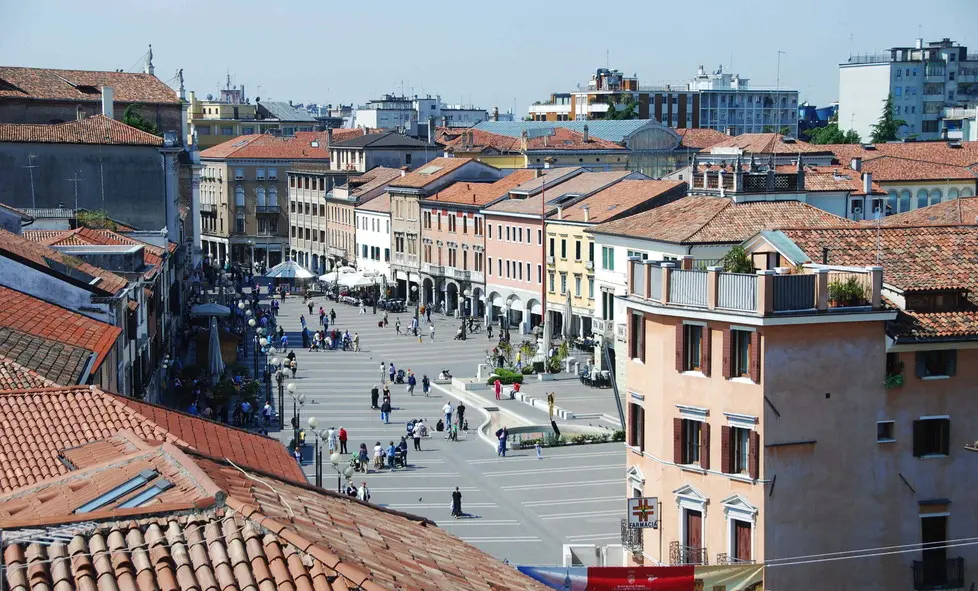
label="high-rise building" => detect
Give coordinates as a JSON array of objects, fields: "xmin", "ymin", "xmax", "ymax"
[{"xmin": 839, "ymin": 37, "xmax": 978, "ymax": 141}]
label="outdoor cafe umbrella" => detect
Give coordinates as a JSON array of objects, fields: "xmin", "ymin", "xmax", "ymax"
[
  {"xmin": 208, "ymin": 317, "xmax": 225, "ymax": 384},
  {"xmin": 563, "ymin": 290, "xmax": 574, "ymax": 338},
  {"xmin": 319, "ymin": 265, "xmax": 356, "ymax": 283},
  {"xmin": 338, "ymin": 273, "xmax": 379, "ymax": 289},
  {"xmin": 190, "ymin": 302, "xmax": 231, "ymax": 317},
  {"xmin": 265, "ymin": 260, "xmax": 315, "ymax": 280}
]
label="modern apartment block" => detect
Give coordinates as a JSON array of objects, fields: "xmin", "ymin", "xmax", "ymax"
[
  {"xmin": 621, "ymin": 224, "xmax": 978, "ymax": 590},
  {"xmin": 839, "ymin": 37, "xmax": 978, "ymax": 141},
  {"xmin": 353, "ymin": 94, "xmax": 506, "ymax": 137},
  {"xmin": 528, "ymin": 66, "xmax": 799, "ymax": 136},
  {"xmin": 188, "ymin": 85, "xmax": 317, "ymax": 148}
]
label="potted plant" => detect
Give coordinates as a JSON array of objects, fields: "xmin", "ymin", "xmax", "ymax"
[
  {"xmin": 828, "ymin": 277, "xmax": 866, "ymax": 307},
  {"xmin": 884, "ymin": 359, "xmax": 905, "ymax": 389}
]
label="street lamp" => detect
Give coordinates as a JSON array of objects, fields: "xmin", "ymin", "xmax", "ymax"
[
  {"xmin": 463, "ymin": 288, "xmax": 471, "ymax": 319},
  {"xmin": 330, "ymin": 451, "xmax": 355, "ymax": 494},
  {"xmin": 411, "ymin": 284, "xmax": 419, "ymax": 332},
  {"xmin": 307, "ymin": 417, "xmax": 326, "ymax": 487},
  {"xmin": 287, "ymin": 382, "xmax": 305, "ymax": 447},
  {"xmin": 275, "ymin": 360, "xmax": 286, "ymax": 429}
]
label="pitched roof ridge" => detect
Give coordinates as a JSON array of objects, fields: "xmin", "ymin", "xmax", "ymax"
[{"xmin": 684, "ymin": 199, "xmax": 734, "ymax": 241}]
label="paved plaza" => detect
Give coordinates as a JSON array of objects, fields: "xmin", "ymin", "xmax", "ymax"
[{"xmin": 262, "ymin": 294, "xmax": 625, "ymax": 565}]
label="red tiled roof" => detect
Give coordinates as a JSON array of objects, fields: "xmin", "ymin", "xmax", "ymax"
[
  {"xmin": 439, "ymin": 126, "xmax": 624, "ymax": 153},
  {"xmin": 0, "ymin": 229, "xmax": 129, "ymax": 295},
  {"xmin": 0, "ymin": 115, "xmax": 162, "ymax": 146},
  {"xmin": 823, "ymin": 140, "xmax": 978, "ymax": 168},
  {"xmin": 23, "ymin": 227, "xmax": 168, "ymax": 280},
  {"xmin": 676, "ymin": 128, "xmax": 732, "ymax": 149},
  {"xmin": 487, "ymin": 170, "xmax": 636, "ymax": 215},
  {"xmin": 0, "ymin": 285, "xmax": 120, "ymax": 372},
  {"xmin": 424, "ymin": 170, "xmax": 538, "ymax": 206},
  {"xmin": 768, "ymin": 164, "xmax": 887, "ymax": 195},
  {"xmin": 322, "ymin": 128, "xmax": 368, "ymax": 144},
  {"xmin": 878, "ymin": 196, "xmax": 978, "ymax": 226},
  {"xmin": 357, "ymin": 192, "xmax": 391, "ymax": 213},
  {"xmin": 0, "ymin": 355, "xmax": 58, "ymax": 390},
  {"xmin": 858, "ymin": 156, "xmax": 977, "ymax": 182},
  {"xmin": 201, "ymin": 132, "xmax": 331, "ymax": 160},
  {"xmin": 0, "ymin": 67, "xmax": 180, "ymax": 104},
  {"xmin": 346, "ymin": 166, "xmax": 403, "ymax": 198},
  {"xmin": 0, "ymin": 328, "xmax": 92, "ymax": 386},
  {"xmin": 556, "ymin": 179, "xmax": 686, "ymax": 223},
  {"xmin": 590, "ymin": 196, "xmax": 856, "ymax": 244},
  {"xmin": 704, "ymin": 133, "xmax": 828, "ymax": 154},
  {"xmin": 389, "ymin": 157, "xmax": 484, "ymax": 189},
  {"xmin": 0, "ymin": 385, "xmax": 304, "ymax": 492}
]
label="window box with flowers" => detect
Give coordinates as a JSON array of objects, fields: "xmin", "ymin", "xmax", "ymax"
[{"xmin": 884, "ymin": 354, "xmax": 905, "ymax": 389}]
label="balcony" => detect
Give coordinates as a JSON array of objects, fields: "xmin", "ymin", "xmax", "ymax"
[
  {"xmin": 913, "ymin": 558, "xmax": 964, "ymax": 591},
  {"xmin": 669, "ymin": 541, "xmax": 708, "ymax": 566},
  {"xmin": 256, "ymin": 205, "xmax": 279, "ymax": 215},
  {"xmin": 716, "ymin": 553, "xmax": 755, "ymax": 566},
  {"xmin": 327, "ymin": 246, "xmax": 346, "ymax": 258},
  {"xmin": 469, "ymin": 270, "xmax": 485, "ymax": 284},
  {"xmin": 451, "ymin": 268, "xmax": 471, "ymax": 281},
  {"xmin": 620, "ymin": 519, "xmax": 643, "ymax": 553},
  {"xmin": 626, "ymin": 257, "xmax": 884, "ymax": 318},
  {"xmin": 200, "ymin": 203, "xmax": 217, "ymax": 214},
  {"xmin": 421, "ymin": 263, "xmax": 445, "ymax": 276}
]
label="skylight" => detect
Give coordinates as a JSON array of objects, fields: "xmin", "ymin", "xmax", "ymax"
[
  {"xmin": 75, "ymin": 469, "xmax": 157, "ymax": 513},
  {"xmin": 417, "ymin": 165, "xmax": 443, "ymax": 175},
  {"xmin": 117, "ymin": 479, "xmax": 174, "ymax": 509}
]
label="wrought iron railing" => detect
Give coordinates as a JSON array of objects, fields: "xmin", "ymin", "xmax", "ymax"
[
  {"xmin": 620, "ymin": 519, "xmax": 643, "ymax": 552},
  {"xmin": 716, "ymin": 553, "xmax": 755, "ymax": 565},
  {"xmin": 913, "ymin": 557, "xmax": 964, "ymax": 590},
  {"xmin": 670, "ymin": 541, "xmax": 708, "ymax": 566}
]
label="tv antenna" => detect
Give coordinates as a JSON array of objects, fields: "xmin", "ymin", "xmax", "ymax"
[
  {"xmin": 65, "ymin": 170, "xmax": 85, "ymax": 212},
  {"xmin": 23, "ymin": 154, "xmax": 38, "ymax": 208}
]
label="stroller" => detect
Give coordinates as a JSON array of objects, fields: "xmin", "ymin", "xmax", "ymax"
[
  {"xmin": 393, "ymin": 448, "xmax": 406, "ymax": 469},
  {"xmin": 350, "ymin": 455, "xmax": 367, "ymax": 474},
  {"xmin": 395, "ymin": 369, "xmax": 406, "ymax": 384}
]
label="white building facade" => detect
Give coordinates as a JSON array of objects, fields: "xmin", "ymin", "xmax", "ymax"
[
  {"xmin": 692, "ymin": 66, "xmax": 799, "ymax": 137},
  {"xmin": 355, "ymin": 199, "xmax": 392, "ymax": 280},
  {"xmin": 840, "ymin": 37, "xmax": 978, "ymax": 141},
  {"xmin": 353, "ymin": 94, "xmax": 495, "ymax": 136}
]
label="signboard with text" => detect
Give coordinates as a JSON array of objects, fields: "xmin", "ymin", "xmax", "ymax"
[{"xmin": 627, "ymin": 497, "xmax": 658, "ymax": 529}]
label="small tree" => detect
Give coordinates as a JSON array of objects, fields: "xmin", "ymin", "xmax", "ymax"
[
  {"xmin": 869, "ymin": 94, "xmax": 905, "ymax": 143},
  {"xmin": 75, "ymin": 209, "xmax": 118, "ymax": 231},
  {"xmin": 121, "ymin": 103, "xmax": 160, "ymax": 136},
  {"xmin": 805, "ymin": 123, "xmax": 861, "ymax": 145},
  {"xmin": 719, "ymin": 245, "xmax": 754, "ymax": 274}
]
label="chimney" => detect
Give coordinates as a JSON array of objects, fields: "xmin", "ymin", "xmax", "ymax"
[
  {"xmin": 557, "ymin": 205, "xmax": 563, "ymax": 220},
  {"xmin": 101, "ymin": 86, "xmax": 114, "ymax": 119},
  {"xmin": 582, "ymin": 205, "xmax": 590, "ymax": 222},
  {"xmin": 863, "ymin": 172, "xmax": 873, "ymax": 196},
  {"xmin": 76, "ymin": 105, "xmax": 85, "ymax": 121},
  {"xmin": 491, "ymin": 106, "xmax": 499, "ymax": 122},
  {"xmin": 726, "ymin": 126, "xmax": 734, "ymax": 136},
  {"xmin": 442, "ymin": 116, "xmax": 448, "ymax": 128},
  {"xmin": 915, "ymin": 38, "xmax": 923, "ymax": 49},
  {"xmin": 326, "ymin": 127, "xmax": 333, "ymax": 145},
  {"xmin": 850, "ymin": 157, "xmax": 862, "ymax": 171},
  {"xmin": 427, "ymin": 117, "xmax": 435, "ymax": 144},
  {"xmin": 583, "ymin": 124, "xmax": 589, "ymax": 142}
]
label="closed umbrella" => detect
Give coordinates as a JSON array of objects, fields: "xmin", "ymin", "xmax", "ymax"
[
  {"xmin": 208, "ymin": 317, "xmax": 225, "ymax": 384},
  {"xmin": 563, "ymin": 290, "xmax": 574, "ymax": 338}
]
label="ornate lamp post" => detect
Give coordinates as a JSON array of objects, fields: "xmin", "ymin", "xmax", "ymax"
[
  {"xmin": 286, "ymin": 382, "xmax": 305, "ymax": 447},
  {"xmin": 330, "ymin": 451, "xmax": 355, "ymax": 494}
]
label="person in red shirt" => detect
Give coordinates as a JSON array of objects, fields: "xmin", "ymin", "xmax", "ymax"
[
  {"xmin": 494, "ymin": 378, "xmax": 502, "ymax": 400},
  {"xmin": 338, "ymin": 426, "xmax": 348, "ymax": 454}
]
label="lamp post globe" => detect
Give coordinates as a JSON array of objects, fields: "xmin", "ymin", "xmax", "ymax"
[
  {"xmin": 308, "ymin": 416, "xmax": 318, "ymax": 429},
  {"xmin": 287, "ymin": 382, "xmax": 296, "ymax": 394},
  {"xmin": 248, "ymin": 318, "xmax": 256, "ymax": 328},
  {"xmin": 238, "ymin": 301, "xmax": 245, "ymax": 311},
  {"xmin": 330, "ymin": 452, "xmax": 341, "ymax": 466}
]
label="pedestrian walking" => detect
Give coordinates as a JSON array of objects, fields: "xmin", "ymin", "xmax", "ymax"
[
  {"xmin": 389, "ymin": 363, "xmax": 396, "ymax": 384},
  {"xmin": 373, "ymin": 442, "xmax": 384, "ymax": 469},
  {"xmin": 383, "ymin": 311, "xmax": 389, "ymax": 326},
  {"xmin": 442, "ymin": 401, "xmax": 453, "ymax": 436},
  {"xmin": 386, "ymin": 441, "xmax": 396, "ymax": 469},
  {"xmin": 308, "ymin": 301, "xmax": 314, "ymax": 315},
  {"xmin": 457, "ymin": 402, "xmax": 466, "ymax": 430},
  {"xmin": 395, "ymin": 320, "xmax": 402, "ymax": 335},
  {"xmin": 451, "ymin": 486, "xmax": 462, "ymax": 518},
  {"xmin": 494, "ymin": 378, "xmax": 502, "ymax": 401},
  {"xmin": 412, "ymin": 421, "xmax": 423, "ymax": 451},
  {"xmin": 429, "ymin": 323, "xmax": 435, "ymax": 340},
  {"xmin": 353, "ymin": 332, "xmax": 360, "ymax": 352},
  {"xmin": 370, "ymin": 385, "xmax": 380, "ymax": 409},
  {"xmin": 330, "ymin": 308, "xmax": 337, "ymax": 324},
  {"xmin": 327, "ymin": 427, "xmax": 337, "ymax": 453},
  {"xmin": 407, "ymin": 371, "xmax": 416, "ymax": 395},
  {"xmin": 358, "ymin": 482, "xmax": 371, "ymax": 502},
  {"xmin": 426, "ymin": 308, "xmax": 432, "ymax": 323},
  {"xmin": 359, "ymin": 302, "xmax": 366, "ymax": 315},
  {"xmin": 290, "ymin": 359, "xmax": 297, "ymax": 379},
  {"xmin": 495, "ymin": 425, "xmax": 509, "ymax": 457},
  {"xmin": 380, "ymin": 362, "xmax": 386, "ymax": 384},
  {"xmin": 339, "ymin": 426, "xmax": 348, "ymax": 454},
  {"xmin": 487, "ymin": 323, "xmax": 493, "ymax": 339},
  {"xmin": 421, "ymin": 374, "xmax": 430, "ymax": 397},
  {"xmin": 281, "ymin": 334, "xmax": 289, "ymax": 350},
  {"xmin": 381, "ymin": 399, "xmax": 392, "ymax": 424},
  {"xmin": 398, "ymin": 437, "xmax": 409, "ymax": 467},
  {"xmin": 536, "ymin": 441, "xmax": 543, "ymax": 460}
]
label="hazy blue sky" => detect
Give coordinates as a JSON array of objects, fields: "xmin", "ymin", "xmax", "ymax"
[{"xmin": 1, "ymin": 0, "xmax": 975, "ymax": 115}]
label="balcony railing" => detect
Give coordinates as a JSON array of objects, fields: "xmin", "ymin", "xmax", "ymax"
[
  {"xmin": 626, "ymin": 256, "xmax": 883, "ymax": 317},
  {"xmin": 669, "ymin": 541, "xmax": 708, "ymax": 566},
  {"xmin": 451, "ymin": 268, "xmax": 471, "ymax": 281},
  {"xmin": 421, "ymin": 263, "xmax": 445, "ymax": 276},
  {"xmin": 620, "ymin": 519, "xmax": 643, "ymax": 553},
  {"xmin": 200, "ymin": 203, "xmax": 217, "ymax": 214},
  {"xmin": 913, "ymin": 558, "xmax": 964, "ymax": 591},
  {"xmin": 327, "ymin": 246, "xmax": 346, "ymax": 258},
  {"xmin": 256, "ymin": 205, "xmax": 280, "ymax": 214},
  {"xmin": 716, "ymin": 553, "xmax": 755, "ymax": 566}
]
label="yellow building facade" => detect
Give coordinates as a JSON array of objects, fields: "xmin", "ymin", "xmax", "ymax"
[{"xmin": 545, "ymin": 220, "xmax": 596, "ymax": 336}]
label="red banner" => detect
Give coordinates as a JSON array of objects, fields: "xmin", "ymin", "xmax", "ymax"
[{"xmin": 517, "ymin": 565, "xmax": 764, "ymax": 591}]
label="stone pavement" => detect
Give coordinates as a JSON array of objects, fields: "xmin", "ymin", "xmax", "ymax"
[{"xmin": 262, "ymin": 295, "xmax": 626, "ymax": 565}]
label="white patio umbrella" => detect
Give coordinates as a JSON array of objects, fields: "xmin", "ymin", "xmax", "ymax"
[
  {"xmin": 208, "ymin": 317, "xmax": 225, "ymax": 384},
  {"xmin": 265, "ymin": 260, "xmax": 315, "ymax": 280},
  {"xmin": 319, "ymin": 266, "xmax": 356, "ymax": 283},
  {"xmin": 338, "ymin": 273, "xmax": 379, "ymax": 288},
  {"xmin": 563, "ymin": 290, "xmax": 574, "ymax": 338}
]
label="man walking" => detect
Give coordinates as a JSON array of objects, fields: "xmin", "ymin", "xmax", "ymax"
[
  {"xmin": 338, "ymin": 426, "xmax": 348, "ymax": 454},
  {"xmin": 330, "ymin": 308, "xmax": 337, "ymax": 325},
  {"xmin": 353, "ymin": 332, "xmax": 360, "ymax": 352},
  {"xmin": 495, "ymin": 425, "xmax": 509, "ymax": 457},
  {"xmin": 381, "ymin": 398, "xmax": 392, "ymax": 424},
  {"xmin": 421, "ymin": 374, "xmax": 430, "ymax": 397},
  {"xmin": 380, "ymin": 362, "xmax": 386, "ymax": 384},
  {"xmin": 308, "ymin": 301, "xmax": 314, "ymax": 315},
  {"xmin": 370, "ymin": 385, "xmax": 380, "ymax": 409},
  {"xmin": 319, "ymin": 307, "xmax": 325, "ymax": 326},
  {"xmin": 442, "ymin": 401, "xmax": 453, "ymax": 437},
  {"xmin": 429, "ymin": 322, "xmax": 435, "ymax": 341},
  {"xmin": 357, "ymin": 482, "xmax": 370, "ymax": 502},
  {"xmin": 412, "ymin": 420, "xmax": 423, "ymax": 451},
  {"xmin": 407, "ymin": 371, "xmax": 416, "ymax": 396},
  {"xmin": 456, "ymin": 402, "xmax": 466, "ymax": 431},
  {"xmin": 389, "ymin": 362, "xmax": 396, "ymax": 384},
  {"xmin": 327, "ymin": 427, "xmax": 337, "ymax": 454}
]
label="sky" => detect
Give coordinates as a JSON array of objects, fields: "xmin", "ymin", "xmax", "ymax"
[{"xmin": 1, "ymin": 0, "xmax": 975, "ymax": 116}]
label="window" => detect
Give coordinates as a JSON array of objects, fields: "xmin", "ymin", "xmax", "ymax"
[
  {"xmin": 488, "ymin": 224, "xmax": 492, "ymax": 239},
  {"xmin": 506, "ymin": 260, "xmax": 511, "ymax": 278},
  {"xmin": 877, "ymin": 421, "xmax": 895, "ymax": 443},
  {"xmin": 560, "ymin": 239, "xmax": 567, "ymax": 259},
  {"xmin": 235, "ymin": 168, "xmax": 244, "ymax": 180},
  {"xmin": 548, "ymin": 272, "xmax": 555, "ymax": 293},
  {"xmin": 268, "ymin": 186, "xmax": 278, "ymax": 206},
  {"xmin": 724, "ymin": 427, "xmax": 751, "ymax": 474},
  {"xmin": 602, "ymin": 246, "xmax": 615, "ymax": 270},
  {"xmin": 268, "ymin": 168, "xmax": 277, "ymax": 180},
  {"xmin": 915, "ymin": 350, "xmax": 956, "ymax": 378},
  {"xmin": 537, "ymin": 264, "xmax": 542, "ymax": 284},
  {"xmin": 628, "ymin": 402, "xmax": 645, "ymax": 451},
  {"xmin": 235, "ymin": 186, "xmax": 245, "ymax": 207},
  {"xmin": 384, "ymin": 248, "xmax": 390, "ymax": 262},
  {"xmin": 76, "ymin": 469, "xmax": 157, "ymax": 513},
  {"xmin": 678, "ymin": 419, "xmax": 704, "ymax": 466},
  {"xmin": 235, "ymin": 212, "xmax": 245, "ymax": 233},
  {"xmin": 516, "ymin": 260, "xmax": 522, "ymax": 280},
  {"xmin": 560, "ymin": 272, "xmax": 567, "ymax": 294},
  {"xmin": 683, "ymin": 324, "xmax": 703, "ymax": 371},
  {"xmin": 405, "ymin": 153, "xmax": 412, "ymax": 165},
  {"xmin": 256, "ymin": 168, "xmax": 266, "ymax": 180},
  {"xmin": 498, "ymin": 258, "xmax": 503, "ymax": 276},
  {"xmin": 574, "ymin": 275, "xmax": 582, "ymax": 297},
  {"xmin": 626, "ymin": 249, "xmax": 649, "ymax": 260},
  {"xmin": 538, "ymin": 229, "xmax": 542, "ymax": 244},
  {"xmin": 488, "ymin": 257, "xmax": 493, "ymax": 276},
  {"xmin": 291, "ymin": 225, "xmax": 296, "ymax": 238},
  {"xmin": 448, "ymin": 216, "xmax": 456, "ymax": 232},
  {"xmin": 575, "ymin": 240, "xmax": 581, "ymax": 261},
  {"xmin": 732, "ymin": 330, "xmax": 751, "ymax": 377},
  {"xmin": 506, "ymin": 226, "xmax": 511, "ymax": 241},
  {"xmin": 518, "ymin": 227, "xmax": 523, "ymax": 242},
  {"xmin": 913, "ymin": 418, "xmax": 950, "ymax": 457},
  {"xmin": 588, "ymin": 277, "xmax": 594, "ymax": 299},
  {"xmin": 629, "ymin": 312, "xmax": 645, "ymax": 361},
  {"xmin": 589, "ymin": 241, "xmax": 594, "ymax": 262},
  {"xmin": 549, "ymin": 237, "xmax": 555, "ymax": 258},
  {"xmin": 256, "ymin": 187, "xmax": 266, "ymax": 207},
  {"xmin": 462, "ymin": 216, "xmax": 468, "ymax": 234}
]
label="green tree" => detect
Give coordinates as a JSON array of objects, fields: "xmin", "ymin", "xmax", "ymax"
[
  {"xmin": 604, "ymin": 94, "xmax": 639, "ymax": 120},
  {"xmin": 719, "ymin": 245, "xmax": 754, "ymax": 274},
  {"xmin": 869, "ymin": 94, "xmax": 905, "ymax": 143},
  {"xmin": 121, "ymin": 103, "xmax": 160, "ymax": 135},
  {"xmin": 805, "ymin": 123, "xmax": 861, "ymax": 145}
]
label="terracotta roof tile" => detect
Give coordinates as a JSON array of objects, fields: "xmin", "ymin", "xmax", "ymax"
[
  {"xmin": 0, "ymin": 228, "xmax": 129, "ymax": 295},
  {"xmin": 355, "ymin": 192, "xmax": 391, "ymax": 213},
  {"xmin": 389, "ymin": 157, "xmax": 489, "ymax": 190},
  {"xmin": 556, "ymin": 179, "xmax": 685, "ymax": 223},
  {"xmin": 0, "ymin": 285, "xmax": 120, "ymax": 372},
  {"xmin": 0, "ymin": 328, "xmax": 91, "ymax": 385},
  {"xmin": 439, "ymin": 126, "xmax": 625, "ymax": 153},
  {"xmin": 201, "ymin": 133, "xmax": 331, "ymax": 161},
  {"xmin": 823, "ymin": 140, "xmax": 978, "ymax": 168},
  {"xmin": 0, "ymin": 67, "xmax": 180, "ymax": 104},
  {"xmin": 0, "ymin": 115, "xmax": 163, "ymax": 147},
  {"xmin": 676, "ymin": 128, "xmax": 732, "ymax": 149},
  {"xmin": 859, "ymin": 156, "xmax": 977, "ymax": 182},
  {"xmin": 0, "ymin": 355, "xmax": 59, "ymax": 390},
  {"xmin": 704, "ymin": 133, "xmax": 828, "ymax": 154},
  {"xmin": 22, "ymin": 227, "xmax": 168, "ymax": 280},
  {"xmin": 424, "ymin": 170, "xmax": 537, "ymax": 206},
  {"xmin": 590, "ymin": 196, "xmax": 855, "ymax": 244},
  {"xmin": 344, "ymin": 166, "xmax": 403, "ymax": 199},
  {"xmin": 0, "ymin": 386, "xmax": 303, "ymax": 492},
  {"xmin": 878, "ymin": 196, "xmax": 978, "ymax": 226},
  {"xmin": 487, "ymin": 170, "xmax": 636, "ymax": 216}
]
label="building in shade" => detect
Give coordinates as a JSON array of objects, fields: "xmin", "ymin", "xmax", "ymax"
[{"xmin": 839, "ymin": 37, "xmax": 978, "ymax": 141}]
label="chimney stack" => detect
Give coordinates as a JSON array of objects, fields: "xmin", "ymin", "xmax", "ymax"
[
  {"xmin": 583, "ymin": 124, "xmax": 589, "ymax": 142},
  {"xmin": 491, "ymin": 106, "xmax": 499, "ymax": 122},
  {"xmin": 850, "ymin": 157, "xmax": 862, "ymax": 171},
  {"xmin": 101, "ymin": 86, "xmax": 114, "ymax": 119},
  {"xmin": 326, "ymin": 127, "xmax": 333, "ymax": 145},
  {"xmin": 863, "ymin": 172, "xmax": 873, "ymax": 196},
  {"xmin": 557, "ymin": 205, "xmax": 563, "ymax": 220},
  {"xmin": 582, "ymin": 205, "xmax": 590, "ymax": 222}
]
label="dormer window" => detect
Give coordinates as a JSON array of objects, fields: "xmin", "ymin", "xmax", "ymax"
[{"xmin": 905, "ymin": 291, "xmax": 966, "ymax": 313}]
